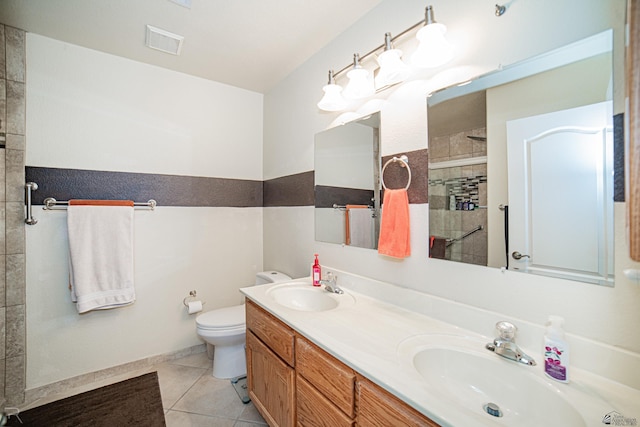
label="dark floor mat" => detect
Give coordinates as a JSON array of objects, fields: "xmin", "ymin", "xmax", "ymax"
[{"xmin": 6, "ymin": 371, "xmax": 165, "ymax": 427}]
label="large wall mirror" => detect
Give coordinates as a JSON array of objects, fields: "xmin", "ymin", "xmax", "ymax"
[
  {"xmin": 315, "ymin": 113, "xmax": 381, "ymax": 249},
  {"xmin": 428, "ymin": 30, "xmax": 615, "ymax": 286}
]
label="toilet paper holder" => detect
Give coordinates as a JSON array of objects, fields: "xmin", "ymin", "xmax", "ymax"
[{"xmin": 183, "ymin": 290, "xmax": 206, "ymax": 307}]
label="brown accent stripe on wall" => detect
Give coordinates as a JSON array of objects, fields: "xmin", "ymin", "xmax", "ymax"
[
  {"xmin": 25, "ymin": 167, "xmax": 263, "ymax": 207},
  {"xmin": 26, "ymin": 150, "xmax": 429, "ymax": 208},
  {"xmin": 382, "ymin": 148, "xmax": 428, "ymax": 204},
  {"xmin": 263, "ymin": 171, "xmax": 314, "ymax": 206},
  {"xmin": 314, "ymin": 186, "xmax": 374, "ymax": 209}
]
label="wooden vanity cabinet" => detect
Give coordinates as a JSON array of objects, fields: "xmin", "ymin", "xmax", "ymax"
[
  {"xmin": 356, "ymin": 376, "xmax": 440, "ymax": 427},
  {"xmin": 296, "ymin": 336, "xmax": 356, "ymax": 426},
  {"xmin": 245, "ymin": 299, "xmax": 439, "ymax": 427},
  {"xmin": 246, "ymin": 300, "xmax": 295, "ymax": 427}
]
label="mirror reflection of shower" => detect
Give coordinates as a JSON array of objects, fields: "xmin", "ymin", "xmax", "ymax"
[{"xmin": 428, "ymin": 92, "xmax": 489, "ymax": 265}]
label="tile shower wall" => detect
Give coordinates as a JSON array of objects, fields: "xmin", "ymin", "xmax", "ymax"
[
  {"xmin": 429, "ymin": 128, "xmax": 488, "ymax": 265},
  {"xmin": 1, "ymin": 24, "xmax": 27, "ymax": 406}
]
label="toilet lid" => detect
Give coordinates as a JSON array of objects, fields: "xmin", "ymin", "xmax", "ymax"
[{"xmin": 196, "ymin": 304, "xmax": 245, "ymax": 329}]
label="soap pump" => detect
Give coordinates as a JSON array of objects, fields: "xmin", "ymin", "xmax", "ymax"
[
  {"xmin": 312, "ymin": 254, "xmax": 321, "ymax": 286},
  {"xmin": 543, "ymin": 315, "xmax": 570, "ymax": 383}
]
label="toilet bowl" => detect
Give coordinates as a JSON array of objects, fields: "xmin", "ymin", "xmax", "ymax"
[{"xmin": 196, "ymin": 271, "xmax": 291, "ymax": 379}]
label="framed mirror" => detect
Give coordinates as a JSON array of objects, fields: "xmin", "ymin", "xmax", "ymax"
[
  {"xmin": 314, "ymin": 113, "xmax": 381, "ymax": 249},
  {"xmin": 428, "ymin": 30, "xmax": 615, "ymax": 286}
]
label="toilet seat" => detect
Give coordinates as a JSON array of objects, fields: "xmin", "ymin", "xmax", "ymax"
[{"xmin": 196, "ymin": 304, "xmax": 245, "ymax": 331}]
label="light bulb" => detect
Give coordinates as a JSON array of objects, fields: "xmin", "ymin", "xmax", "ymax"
[
  {"xmin": 317, "ymin": 83, "xmax": 347, "ymax": 111},
  {"xmin": 411, "ymin": 6, "xmax": 454, "ymax": 69},
  {"xmin": 343, "ymin": 54, "xmax": 375, "ymax": 100},
  {"xmin": 376, "ymin": 48, "xmax": 411, "ymax": 87},
  {"xmin": 317, "ymin": 70, "xmax": 347, "ymax": 111}
]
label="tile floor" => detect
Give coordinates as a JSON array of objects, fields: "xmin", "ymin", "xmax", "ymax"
[{"xmin": 17, "ymin": 352, "xmax": 267, "ymax": 427}]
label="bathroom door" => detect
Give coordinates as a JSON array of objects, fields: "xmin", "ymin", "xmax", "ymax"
[{"xmin": 506, "ymin": 101, "xmax": 614, "ymax": 285}]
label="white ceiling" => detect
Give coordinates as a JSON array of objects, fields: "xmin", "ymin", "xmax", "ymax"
[{"xmin": 0, "ymin": 0, "xmax": 383, "ymax": 93}]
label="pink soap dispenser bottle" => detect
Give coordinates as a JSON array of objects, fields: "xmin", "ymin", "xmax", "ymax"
[{"xmin": 312, "ymin": 254, "xmax": 322, "ymax": 286}]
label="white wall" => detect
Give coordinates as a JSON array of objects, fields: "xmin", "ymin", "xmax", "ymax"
[
  {"xmin": 263, "ymin": 0, "xmax": 640, "ymax": 364},
  {"xmin": 24, "ymin": 35, "xmax": 265, "ymax": 388}
]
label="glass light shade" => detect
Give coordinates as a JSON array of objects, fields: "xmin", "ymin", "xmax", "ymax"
[
  {"xmin": 343, "ymin": 67, "xmax": 375, "ymax": 100},
  {"xmin": 317, "ymin": 83, "xmax": 347, "ymax": 111},
  {"xmin": 375, "ymin": 49, "xmax": 411, "ymax": 87},
  {"xmin": 411, "ymin": 22, "xmax": 454, "ymax": 68}
]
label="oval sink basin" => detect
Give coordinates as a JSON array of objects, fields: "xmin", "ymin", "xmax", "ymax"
[
  {"xmin": 266, "ymin": 282, "xmax": 355, "ymax": 312},
  {"xmin": 398, "ymin": 335, "xmax": 585, "ymax": 426}
]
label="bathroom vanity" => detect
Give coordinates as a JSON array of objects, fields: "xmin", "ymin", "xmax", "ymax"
[
  {"xmin": 242, "ymin": 272, "xmax": 640, "ymax": 427},
  {"xmin": 245, "ymin": 299, "xmax": 437, "ymax": 427}
]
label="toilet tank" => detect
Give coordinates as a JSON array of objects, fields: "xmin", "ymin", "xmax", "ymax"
[{"xmin": 255, "ymin": 271, "xmax": 292, "ymax": 285}]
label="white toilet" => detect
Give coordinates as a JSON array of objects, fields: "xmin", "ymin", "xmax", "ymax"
[{"xmin": 196, "ymin": 271, "xmax": 291, "ymax": 379}]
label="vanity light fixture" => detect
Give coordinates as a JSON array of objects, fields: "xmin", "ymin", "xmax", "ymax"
[
  {"xmin": 375, "ymin": 32, "xmax": 412, "ymax": 88},
  {"xmin": 317, "ymin": 4, "xmax": 454, "ymax": 112},
  {"xmin": 411, "ymin": 5, "xmax": 454, "ymax": 68},
  {"xmin": 317, "ymin": 70, "xmax": 348, "ymax": 111},
  {"xmin": 343, "ymin": 54, "xmax": 376, "ymax": 100}
]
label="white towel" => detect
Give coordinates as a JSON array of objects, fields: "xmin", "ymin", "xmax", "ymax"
[
  {"xmin": 347, "ymin": 207, "xmax": 374, "ymax": 249},
  {"xmin": 67, "ymin": 203, "xmax": 135, "ymax": 313}
]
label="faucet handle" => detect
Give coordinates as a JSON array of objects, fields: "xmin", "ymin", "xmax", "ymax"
[{"xmin": 495, "ymin": 321, "xmax": 517, "ymax": 341}]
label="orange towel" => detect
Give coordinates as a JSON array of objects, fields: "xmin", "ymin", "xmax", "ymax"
[
  {"xmin": 378, "ymin": 189, "xmax": 411, "ymax": 258},
  {"xmin": 69, "ymin": 199, "xmax": 134, "ymax": 207}
]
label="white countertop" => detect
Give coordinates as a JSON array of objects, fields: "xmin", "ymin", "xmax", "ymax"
[{"xmin": 241, "ymin": 270, "xmax": 640, "ymax": 427}]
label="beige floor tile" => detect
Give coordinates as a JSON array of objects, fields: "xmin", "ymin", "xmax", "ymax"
[
  {"xmin": 234, "ymin": 421, "xmax": 267, "ymax": 427},
  {"xmin": 237, "ymin": 403, "xmax": 266, "ymax": 424},
  {"xmin": 156, "ymin": 363, "xmax": 208, "ymax": 409},
  {"xmin": 170, "ymin": 351, "xmax": 212, "ymax": 370},
  {"xmin": 172, "ymin": 373, "xmax": 246, "ymax": 419},
  {"xmin": 165, "ymin": 410, "xmax": 236, "ymax": 427}
]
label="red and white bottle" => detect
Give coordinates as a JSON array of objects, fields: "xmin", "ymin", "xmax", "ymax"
[{"xmin": 312, "ymin": 254, "xmax": 322, "ymax": 286}]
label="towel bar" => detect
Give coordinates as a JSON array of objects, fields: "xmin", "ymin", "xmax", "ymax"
[
  {"xmin": 43, "ymin": 197, "xmax": 157, "ymax": 210},
  {"xmin": 24, "ymin": 182, "xmax": 157, "ymax": 225}
]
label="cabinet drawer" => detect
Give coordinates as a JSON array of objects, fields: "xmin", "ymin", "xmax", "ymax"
[
  {"xmin": 297, "ymin": 374, "xmax": 354, "ymax": 427},
  {"xmin": 356, "ymin": 376, "xmax": 440, "ymax": 427},
  {"xmin": 296, "ymin": 336, "xmax": 355, "ymax": 418},
  {"xmin": 246, "ymin": 299, "xmax": 295, "ymax": 366}
]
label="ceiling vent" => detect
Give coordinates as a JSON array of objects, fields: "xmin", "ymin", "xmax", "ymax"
[{"xmin": 145, "ymin": 25, "xmax": 184, "ymax": 55}]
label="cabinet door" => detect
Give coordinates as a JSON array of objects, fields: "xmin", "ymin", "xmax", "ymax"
[
  {"xmin": 246, "ymin": 331, "xmax": 295, "ymax": 427},
  {"xmin": 356, "ymin": 376, "xmax": 439, "ymax": 427}
]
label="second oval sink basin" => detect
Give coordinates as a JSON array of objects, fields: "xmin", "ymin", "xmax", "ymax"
[
  {"xmin": 398, "ymin": 335, "xmax": 587, "ymax": 426},
  {"xmin": 266, "ymin": 282, "xmax": 355, "ymax": 312}
]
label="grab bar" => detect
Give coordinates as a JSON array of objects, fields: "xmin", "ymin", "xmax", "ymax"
[
  {"xmin": 446, "ymin": 225, "xmax": 484, "ymax": 247},
  {"xmin": 25, "ymin": 182, "xmax": 39, "ymax": 225}
]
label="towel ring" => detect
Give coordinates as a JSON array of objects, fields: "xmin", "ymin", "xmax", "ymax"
[{"xmin": 381, "ymin": 155, "xmax": 411, "ymax": 190}]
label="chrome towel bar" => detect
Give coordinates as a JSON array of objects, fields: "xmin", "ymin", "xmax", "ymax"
[
  {"xmin": 24, "ymin": 182, "xmax": 157, "ymax": 225},
  {"xmin": 43, "ymin": 197, "xmax": 157, "ymax": 210}
]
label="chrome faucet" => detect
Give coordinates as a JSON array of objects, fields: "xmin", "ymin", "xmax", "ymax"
[
  {"xmin": 319, "ymin": 272, "xmax": 343, "ymax": 294},
  {"xmin": 485, "ymin": 321, "xmax": 536, "ymax": 366}
]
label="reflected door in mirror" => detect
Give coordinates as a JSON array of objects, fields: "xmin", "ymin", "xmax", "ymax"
[{"xmin": 507, "ymin": 101, "xmax": 614, "ymax": 285}]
